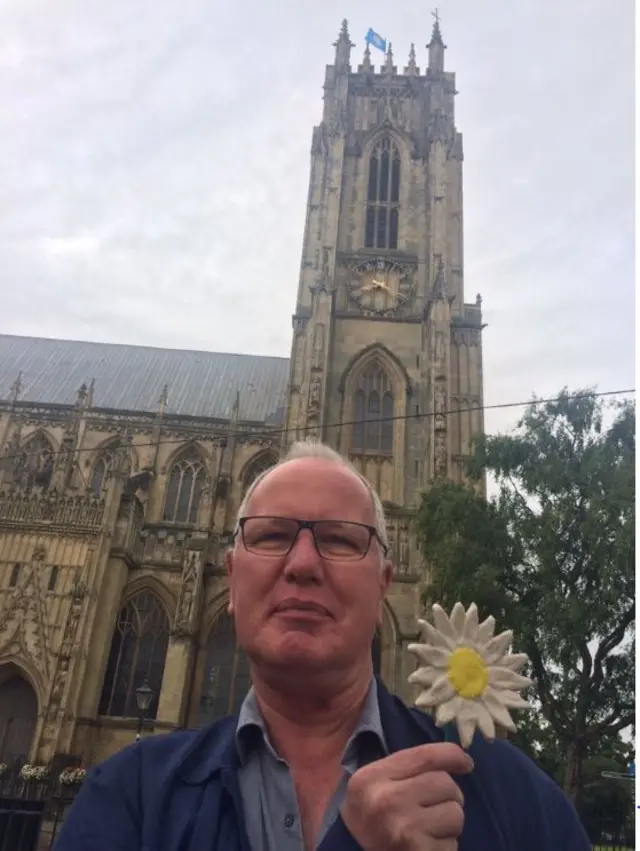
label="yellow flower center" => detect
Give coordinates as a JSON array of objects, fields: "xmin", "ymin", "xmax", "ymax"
[{"xmin": 447, "ymin": 647, "xmax": 489, "ymax": 699}]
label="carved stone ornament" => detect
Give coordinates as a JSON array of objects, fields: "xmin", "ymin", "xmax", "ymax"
[
  {"xmin": 312, "ymin": 325, "xmax": 325, "ymax": 370},
  {"xmin": 307, "ymin": 376, "xmax": 321, "ymax": 415},
  {"xmin": 292, "ymin": 315, "xmax": 309, "ymax": 336},
  {"xmin": 434, "ymin": 432, "xmax": 447, "ymax": 478},
  {"xmin": 434, "ymin": 383, "xmax": 446, "ymax": 430},
  {"xmin": 451, "ymin": 327, "xmax": 481, "ymax": 347},
  {"xmin": 174, "ymin": 551, "xmax": 200, "ymax": 635}
]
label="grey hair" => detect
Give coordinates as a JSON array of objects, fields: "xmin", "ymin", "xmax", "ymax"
[{"xmin": 235, "ymin": 440, "xmax": 389, "ymax": 552}]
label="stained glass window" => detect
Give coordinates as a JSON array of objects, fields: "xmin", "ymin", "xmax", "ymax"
[
  {"xmin": 163, "ymin": 449, "xmax": 206, "ymax": 524},
  {"xmin": 98, "ymin": 590, "xmax": 169, "ymax": 718},
  {"xmin": 364, "ymin": 138, "xmax": 401, "ymax": 250},
  {"xmin": 90, "ymin": 445, "xmax": 119, "ymax": 495},
  {"xmin": 352, "ymin": 363, "xmax": 394, "ymax": 455},
  {"xmin": 197, "ymin": 611, "xmax": 251, "ymax": 727}
]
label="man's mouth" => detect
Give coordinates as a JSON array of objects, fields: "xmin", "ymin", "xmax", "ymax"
[{"xmin": 273, "ymin": 599, "xmax": 332, "ymax": 618}]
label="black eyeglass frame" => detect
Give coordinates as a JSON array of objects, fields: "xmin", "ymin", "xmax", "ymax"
[{"xmin": 235, "ymin": 516, "xmax": 389, "ymax": 561}]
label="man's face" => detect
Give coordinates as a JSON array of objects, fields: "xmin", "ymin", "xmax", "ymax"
[{"xmin": 227, "ymin": 457, "xmax": 392, "ymax": 675}]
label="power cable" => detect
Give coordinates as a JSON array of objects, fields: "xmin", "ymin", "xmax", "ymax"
[{"xmin": 1, "ymin": 387, "xmax": 634, "ymax": 465}]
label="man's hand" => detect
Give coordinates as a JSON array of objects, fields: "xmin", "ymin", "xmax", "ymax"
[{"xmin": 340, "ymin": 742, "xmax": 473, "ymax": 851}]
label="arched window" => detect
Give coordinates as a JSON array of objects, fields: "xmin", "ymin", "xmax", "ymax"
[
  {"xmin": 364, "ymin": 138, "xmax": 400, "ymax": 250},
  {"xmin": 90, "ymin": 444, "xmax": 119, "ymax": 495},
  {"xmin": 163, "ymin": 448, "xmax": 206, "ymax": 524},
  {"xmin": 197, "ymin": 611, "xmax": 251, "ymax": 727},
  {"xmin": 98, "ymin": 590, "xmax": 169, "ymax": 719},
  {"xmin": 352, "ymin": 363, "xmax": 394, "ymax": 454},
  {"xmin": 19, "ymin": 433, "xmax": 54, "ymax": 491},
  {"xmin": 0, "ymin": 673, "xmax": 38, "ymax": 762},
  {"xmin": 242, "ymin": 452, "xmax": 278, "ymax": 497}
]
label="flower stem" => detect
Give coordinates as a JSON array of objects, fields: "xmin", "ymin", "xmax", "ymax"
[{"xmin": 443, "ymin": 722, "xmax": 458, "ymax": 744}]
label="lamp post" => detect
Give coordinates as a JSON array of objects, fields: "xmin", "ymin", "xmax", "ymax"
[{"xmin": 135, "ymin": 680, "xmax": 154, "ymax": 743}]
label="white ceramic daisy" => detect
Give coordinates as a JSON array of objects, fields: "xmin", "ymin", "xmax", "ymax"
[{"xmin": 407, "ymin": 602, "xmax": 532, "ymax": 749}]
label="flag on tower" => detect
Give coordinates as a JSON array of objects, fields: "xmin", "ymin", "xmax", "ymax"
[{"xmin": 365, "ymin": 28, "xmax": 386, "ymax": 52}]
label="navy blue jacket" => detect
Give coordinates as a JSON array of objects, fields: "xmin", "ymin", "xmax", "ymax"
[{"xmin": 54, "ymin": 681, "xmax": 589, "ymax": 851}]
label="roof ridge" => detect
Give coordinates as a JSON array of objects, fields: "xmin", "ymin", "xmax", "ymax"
[{"xmin": 0, "ymin": 333, "xmax": 289, "ymax": 362}]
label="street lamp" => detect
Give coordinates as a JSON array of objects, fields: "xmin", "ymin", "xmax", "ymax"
[{"xmin": 135, "ymin": 680, "xmax": 154, "ymax": 742}]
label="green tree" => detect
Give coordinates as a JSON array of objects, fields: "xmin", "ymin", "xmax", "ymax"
[{"xmin": 415, "ymin": 390, "xmax": 635, "ymax": 805}]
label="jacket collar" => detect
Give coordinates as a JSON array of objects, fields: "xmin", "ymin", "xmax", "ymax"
[{"xmin": 177, "ymin": 678, "xmax": 440, "ymax": 785}]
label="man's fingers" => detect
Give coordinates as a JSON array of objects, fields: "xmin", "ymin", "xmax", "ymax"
[
  {"xmin": 416, "ymin": 800, "xmax": 465, "ymax": 840},
  {"xmin": 380, "ymin": 743, "xmax": 474, "ymax": 781},
  {"xmin": 404, "ymin": 770, "xmax": 465, "ymax": 809}
]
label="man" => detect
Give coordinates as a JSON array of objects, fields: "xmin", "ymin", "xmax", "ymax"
[{"xmin": 55, "ymin": 441, "xmax": 590, "ymax": 851}]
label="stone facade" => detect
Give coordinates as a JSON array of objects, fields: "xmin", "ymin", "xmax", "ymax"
[{"xmin": 0, "ymin": 19, "xmax": 483, "ymax": 770}]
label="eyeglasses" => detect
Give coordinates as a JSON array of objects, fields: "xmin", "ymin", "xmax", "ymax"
[{"xmin": 236, "ymin": 516, "xmax": 388, "ymax": 561}]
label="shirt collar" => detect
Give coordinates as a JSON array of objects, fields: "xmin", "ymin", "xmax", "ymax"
[{"xmin": 235, "ymin": 678, "xmax": 388, "ymax": 766}]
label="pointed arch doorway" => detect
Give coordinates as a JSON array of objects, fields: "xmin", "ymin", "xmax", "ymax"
[{"xmin": 0, "ymin": 669, "xmax": 38, "ymax": 763}]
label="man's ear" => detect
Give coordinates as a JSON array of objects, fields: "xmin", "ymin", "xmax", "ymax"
[
  {"xmin": 225, "ymin": 548, "xmax": 235, "ymax": 615},
  {"xmin": 376, "ymin": 560, "xmax": 394, "ymax": 627}
]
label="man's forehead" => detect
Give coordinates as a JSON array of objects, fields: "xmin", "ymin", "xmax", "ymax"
[{"xmin": 248, "ymin": 457, "xmax": 373, "ymax": 516}]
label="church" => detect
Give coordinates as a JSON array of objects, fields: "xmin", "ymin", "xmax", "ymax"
[{"xmin": 0, "ymin": 19, "xmax": 484, "ymax": 769}]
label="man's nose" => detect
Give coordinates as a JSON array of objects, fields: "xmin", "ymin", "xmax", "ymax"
[{"xmin": 282, "ymin": 528, "xmax": 324, "ymax": 584}]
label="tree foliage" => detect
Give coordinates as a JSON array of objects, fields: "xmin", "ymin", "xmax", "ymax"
[{"xmin": 415, "ymin": 390, "xmax": 635, "ymax": 804}]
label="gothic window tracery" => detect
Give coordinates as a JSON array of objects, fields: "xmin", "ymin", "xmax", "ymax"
[
  {"xmin": 163, "ymin": 448, "xmax": 206, "ymax": 524},
  {"xmin": 16, "ymin": 433, "xmax": 54, "ymax": 491},
  {"xmin": 242, "ymin": 452, "xmax": 278, "ymax": 496},
  {"xmin": 364, "ymin": 138, "xmax": 400, "ymax": 250},
  {"xmin": 197, "ymin": 611, "xmax": 251, "ymax": 726},
  {"xmin": 98, "ymin": 590, "xmax": 169, "ymax": 719},
  {"xmin": 352, "ymin": 363, "xmax": 394, "ymax": 454},
  {"xmin": 90, "ymin": 444, "xmax": 119, "ymax": 495}
]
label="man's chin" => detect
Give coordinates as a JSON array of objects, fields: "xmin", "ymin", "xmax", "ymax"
[{"xmin": 255, "ymin": 632, "xmax": 336, "ymax": 670}]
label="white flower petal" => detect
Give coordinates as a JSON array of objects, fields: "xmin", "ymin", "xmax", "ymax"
[
  {"xmin": 456, "ymin": 704, "xmax": 478, "ymax": 749},
  {"xmin": 488, "ymin": 667, "xmax": 532, "ymax": 692},
  {"xmin": 415, "ymin": 691, "xmax": 434, "ymax": 709},
  {"xmin": 432, "ymin": 604, "xmax": 456, "ymax": 639},
  {"xmin": 450, "ymin": 602, "xmax": 467, "ymax": 638},
  {"xmin": 477, "ymin": 615, "xmax": 496, "ymax": 643},
  {"xmin": 422, "ymin": 621, "xmax": 456, "ymax": 651},
  {"xmin": 407, "ymin": 643, "xmax": 450, "ymax": 669},
  {"xmin": 482, "ymin": 690, "xmax": 517, "ymax": 732},
  {"xmin": 483, "ymin": 630, "xmax": 513, "ymax": 664},
  {"xmin": 408, "ymin": 667, "xmax": 438, "ymax": 687},
  {"xmin": 416, "ymin": 619, "xmax": 430, "ymax": 640},
  {"xmin": 421, "ymin": 673, "xmax": 456, "ymax": 706},
  {"xmin": 462, "ymin": 604, "xmax": 479, "ymax": 643},
  {"xmin": 474, "ymin": 701, "xmax": 496, "ymax": 741},
  {"xmin": 435, "ymin": 696, "xmax": 463, "ymax": 727},
  {"xmin": 491, "ymin": 689, "xmax": 530, "ymax": 710},
  {"xmin": 500, "ymin": 653, "xmax": 529, "ymax": 672}
]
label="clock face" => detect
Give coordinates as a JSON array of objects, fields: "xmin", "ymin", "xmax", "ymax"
[{"xmin": 349, "ymin": 268, "xmax": 406, "ymax": 316}]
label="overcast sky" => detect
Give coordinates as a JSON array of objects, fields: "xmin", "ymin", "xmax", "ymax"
[{"xmin": 0, "ymin": 0, "xmax": 635, "ymax": 437}]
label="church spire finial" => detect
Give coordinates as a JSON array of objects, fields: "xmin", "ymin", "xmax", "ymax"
[
  {"xmin": 427, "ymin": 8, "xmax": 446, "ymax": 71},
  {"xmin": 157, "ymin": 384, "xmax": 169, "ymax": 417},
  {"xmin": 404, "ymin": 42, "xmax": 419, "ymax": 75},
  {"xmin": 359, "ymin": 41, "xmax": 373, "ymax": 73},
  {"xmin": 333, "ymin": 18, "xmax": 354, "ymax": 71},
  {"xmin": 383, "ymin": 41, "xmax": 395, "ymax": 74},
  {"xmin": 9, "ymin": 371, "xmax": 22, "ymax": 404}
]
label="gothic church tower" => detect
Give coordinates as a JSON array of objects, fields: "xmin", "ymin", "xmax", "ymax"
[{"xmin": 283, "ymin": 19, "xmax": 485, "ymax": 516}]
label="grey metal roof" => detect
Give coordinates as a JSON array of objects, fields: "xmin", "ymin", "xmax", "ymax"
[{"xmin": 0, "ymin": 335, "xmax": 290, "ymax": 424}]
